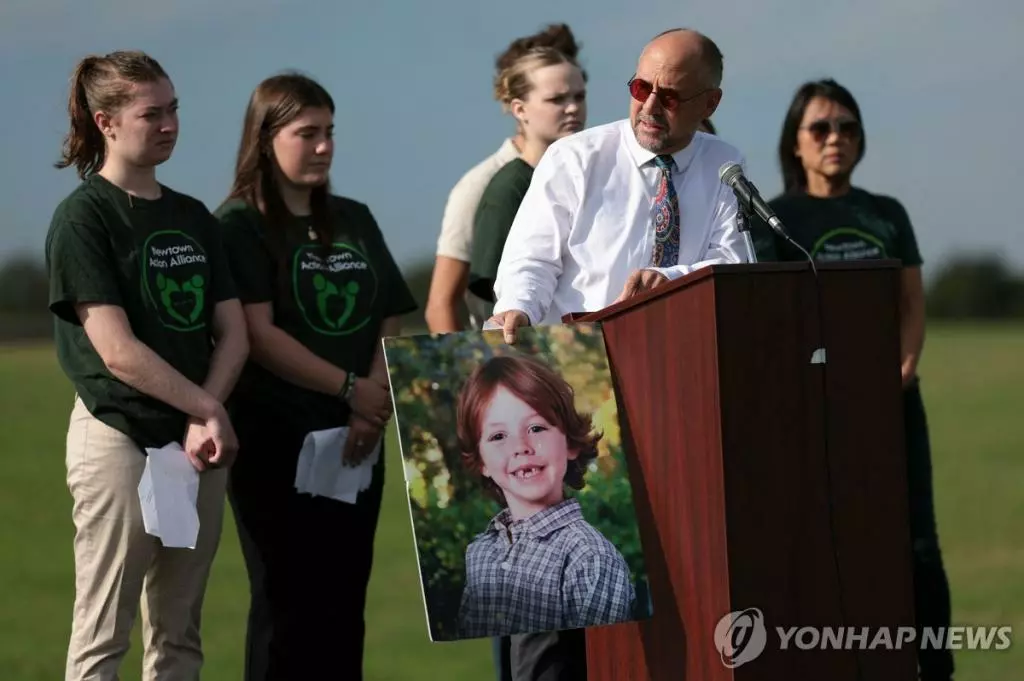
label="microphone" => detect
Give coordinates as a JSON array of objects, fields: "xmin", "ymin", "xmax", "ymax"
[
  {"xmin": 719, "ymin": 162, "xmax": 816, "ymax": 268},
  {"xmin": 718, "ymin": 162, "xmax": 786, "ymax": 236}
]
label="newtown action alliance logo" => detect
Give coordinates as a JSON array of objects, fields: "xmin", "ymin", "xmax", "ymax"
[
  {"xmin": 142, "ymin": 230, "xmax": 210, "ymax": 332},
  {"xmin": 292, "ymin": 242, "xmax": 378, "ymax": 336},
  {"xmin": 713, "ymin": 608, "xmax": 1013, "ymax": 669}
]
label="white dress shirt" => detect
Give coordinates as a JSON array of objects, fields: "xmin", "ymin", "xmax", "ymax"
[{"xmin": 492, "ymin": 118, "xmax": 749, "ymax": 326}]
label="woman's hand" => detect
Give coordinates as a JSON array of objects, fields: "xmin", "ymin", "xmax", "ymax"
[
  {"xmin": 348, "ymin": 375, "xmax": 392, "ymax": 427},
  {"xmin": 182, "ymin": 405, "xmax": 239, "ymax": 471},
  {"xmin": 343, "ymin": 413, "xmax": 382, "ymax": 466}
]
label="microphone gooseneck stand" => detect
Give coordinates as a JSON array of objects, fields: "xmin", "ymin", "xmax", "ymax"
[{"xmin": 735, "ymin": 193, "xmax": 759, "ymax": 264}]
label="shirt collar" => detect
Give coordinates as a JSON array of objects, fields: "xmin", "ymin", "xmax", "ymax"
[
  {"xmin": 621, "ymin": 118, "xmax": 701, "ymax": 175},
  {"xmin": 496, "ymin": 137, "xmax": 521, "ymax": 164},
  {"xmin": 488, "ymin": 498, "xmax": 584, "ymax": 539}
]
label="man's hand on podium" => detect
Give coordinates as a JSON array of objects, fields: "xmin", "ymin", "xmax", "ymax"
[
  {"xmin": 484, "ymin": 309, "xmax": 530, "ymax": 344},
  {"xmin": 614, "ymin": 269, "xmax": 669, "ymax": 304}
]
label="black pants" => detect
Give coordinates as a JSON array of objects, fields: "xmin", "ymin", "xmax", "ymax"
[
  {"xmin": 904, "ymin": 379, "xmax": 954, "ymax": 681},
  {"xmin": 227, "ymin": 410, "xmax": 385, "ymax": 680},
  {"xmin": 492, "ymin": 636, "xmax": 513, "ymax": 681},
  {"xmin": 507, "ymin": 629, "xmax": 587, "ymax": 681}
]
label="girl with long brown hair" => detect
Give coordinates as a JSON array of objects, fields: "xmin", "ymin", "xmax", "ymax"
[
  {"xmin": 215, "ymin": 72, "xmax": 416, "ymax": 679},
  {"xmin": 45, "ymin": 50, "xmax": 248, "ymax": 680}
]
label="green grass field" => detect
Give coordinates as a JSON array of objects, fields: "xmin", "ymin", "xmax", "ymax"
[{"xmin": 1, "ymin": 323, "xmax": 1021, "ymax": 679}]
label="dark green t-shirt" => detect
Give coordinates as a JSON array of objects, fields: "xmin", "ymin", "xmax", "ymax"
[
  {"xmin": 45, "ymin": 174, "xmax": 237, "ymax": 450},
  {"xmin": 215, "ymin": 196, "xmax": 417, "ymax": 433},
  {"xmin": 468, "ymin": 158, "xmax": 535, "ymax": 303},
  {"xmin": 753, "ymin": 187, "xmax": 923, "ymax": 266}
]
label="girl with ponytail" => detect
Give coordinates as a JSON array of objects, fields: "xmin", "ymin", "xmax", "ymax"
[{"xmin": 45, "ymin": 50, "xmax": 248, "ymax": 681}]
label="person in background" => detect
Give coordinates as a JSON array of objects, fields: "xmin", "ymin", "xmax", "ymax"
[
  {"xmin": 468, "ymin": 46, "xmax": 587, "ymax": 304},
  {"xmin": 487, "ymin": 28, "xmax": 747, "ymax": 680},
  {"xmin": 45, "ymin": 50, "xmax": 248, "ymax": 681},
  {"xmin": 425, "ymin": 23, "xmax": 585, "ymax": 333},
  {"xmin": 215, "ymin": 72, "xmax": 417, "ymax": 679},
  {"xmin": 754, "ymin": 77, "xmax": 954, "ymax": 681}
]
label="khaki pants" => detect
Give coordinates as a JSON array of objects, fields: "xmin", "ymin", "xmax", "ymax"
[{"xmin": 64, "ymin": 397, "xmax": 227, "ymax": 681}]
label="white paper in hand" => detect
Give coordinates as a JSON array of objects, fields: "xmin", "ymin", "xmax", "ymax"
[
  {"xmin": 308, "ymin": 428, "xmax": 352, "ymax": 498},
  {"xmin": 139, "ymin": 442, "xmax": 201, "ymax": 549},
  {"xmin": 294, "ymin": 428, "xmax": 324, "ymax": 495},
  {"xmin": 295, "ymin": 427, "xmax": 349, "ymax": 497},
  {"xmin": 295, "ymin": 427, "xmax": 380, "ymax": 504},
  {"xmin": 333, "ymin": 437, "xmax": 381, "ymax": 503}
]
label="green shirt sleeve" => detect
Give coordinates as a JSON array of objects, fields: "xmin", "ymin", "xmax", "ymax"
[
  {"xmin": 469, "ymin": 188, "xmax": 523, "ymax": 303},
  {"xmin": 359, "ymin": 203, "xmax": 418, "ymax": 319},
  {"xmin": 880, "ymin": 197, "xmax": 923, "ymax": 267},
  {"xmin": 216, "ymin": 205, "xmax": 275, "ymax": 305},
  {"xmin": 46, "ymin": 218, "xmax": 122, "ymax": 326}
]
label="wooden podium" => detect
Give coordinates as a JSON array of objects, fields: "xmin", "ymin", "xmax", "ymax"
[{"xmin": 562, "ymin": 261, "xmax": 918, "ymax": 680}]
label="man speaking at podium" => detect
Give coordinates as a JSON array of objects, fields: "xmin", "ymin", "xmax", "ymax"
[
  {"xmin": 485, "ymin": 27, "xmax": 749, "ymax": 681},
  {"xmin": 487, "ymin": 27, "xmax": 749, "ymax": 351}
]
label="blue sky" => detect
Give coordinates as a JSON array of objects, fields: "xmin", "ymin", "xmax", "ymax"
[{"xmin": 1, "ymin": 0, "xmax": 1021, "ymax": 278}]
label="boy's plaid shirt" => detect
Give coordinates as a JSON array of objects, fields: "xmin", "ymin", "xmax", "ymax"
[{"xmin": 456, "ymin": 497, "xmax": 636, "ymax": 639}]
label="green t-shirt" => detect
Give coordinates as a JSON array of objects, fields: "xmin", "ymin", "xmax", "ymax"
[
  {"xmin": 753, "ymin": 187, "xmax": 923, "ymax": 266},
  {"xmin": 215, "ymin": 196, "xmax": 417, "ymax": 433},
  {"xmin": 45, "ymin": 174, "xmax": 238, "ymax": 450},
  {"xmin": 468, "ymin": 158, "xmax": 535, "ymax": 303}
]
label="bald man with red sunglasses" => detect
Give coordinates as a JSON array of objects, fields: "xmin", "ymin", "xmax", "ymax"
[
  {"xmin": 487, "ymin": 28, "xmax": 750, "ymax": 681},
  {"xmin": 486, "ymin": 28, "xmax": 751, "ymax": 349}
]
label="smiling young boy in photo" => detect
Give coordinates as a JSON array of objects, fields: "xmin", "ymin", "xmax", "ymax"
[{"xmin": 454, "ymin": 354, "xmax": 636, "ymax": 639}]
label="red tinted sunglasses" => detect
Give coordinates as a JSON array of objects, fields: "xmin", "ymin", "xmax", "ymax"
[{"xmin": 627, "ymin": 76, "xmax": 711, "ymax": 111}]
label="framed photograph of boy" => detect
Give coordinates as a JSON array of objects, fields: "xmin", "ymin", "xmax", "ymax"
[{"xmin": 383, "ymin": 323, "xmax": 653, "ymax": 642}]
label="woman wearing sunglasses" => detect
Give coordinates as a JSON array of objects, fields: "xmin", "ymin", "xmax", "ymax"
[{"xmin": 756, "ymin": 78, "xmax": 954, "ymax": 681}]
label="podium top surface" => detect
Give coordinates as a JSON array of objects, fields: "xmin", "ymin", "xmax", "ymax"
[{"xmin": 561, "ymin": 259, "xmax": 901, "ymax": 323}]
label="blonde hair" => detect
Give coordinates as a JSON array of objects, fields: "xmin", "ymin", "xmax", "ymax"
[
  {"xmin": 493, "ymin": 46, "xmax": 584, "ymax": 112},
  {"xmin": 495, "ymin": 22, "xmax": 581, "ymax": 73}
]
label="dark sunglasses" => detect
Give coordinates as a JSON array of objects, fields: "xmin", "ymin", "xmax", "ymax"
[
  {"xmin": 802, "ymin": 118, "xmax": 862, "ymax": 141},
  {"xmin": 627, "ymin": 76, "xmax": 711, "ymax": 111}
]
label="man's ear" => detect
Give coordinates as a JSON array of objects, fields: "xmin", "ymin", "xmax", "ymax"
[{"xmin": 703, "ymin": 88, "xmax": 723, "ymax": 119}]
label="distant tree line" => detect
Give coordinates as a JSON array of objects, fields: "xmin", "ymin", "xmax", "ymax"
[
  {"xmin": 2, "ymin": 252, "xmax": 1023, "ymax": 342},
  {"xmin": 923, "ymin": 254, "xmax": 1024, "ymax": 320}
]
